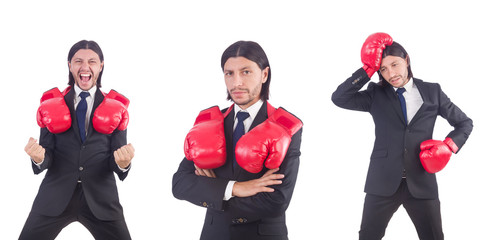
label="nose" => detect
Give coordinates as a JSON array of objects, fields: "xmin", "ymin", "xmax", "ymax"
[
  {"xmin": 231, "ymin": 73, "xmax": 243, "ymax": 87},
  {"xmin": 387, "ymin": 67, "xmax": 396, "ymax": 78},
  {"xmin": 80, "ymin": 61, "xmax": 90, "ymax": 70}
]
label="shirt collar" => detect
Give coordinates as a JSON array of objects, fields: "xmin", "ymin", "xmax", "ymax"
[
  {"xmin": 234, "ymin": 99, "xmax": 264, "ymax": 121},
  {"xmin": 74, "ymin": 84, "xmax": 97, "ymax": 99},
  {"xmin": 393, "ymin": 77, "xmax": 414, "ymax": 93}
]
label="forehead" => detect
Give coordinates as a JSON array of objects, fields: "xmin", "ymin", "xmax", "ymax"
[
  {"xmin": 71, "ymin": 49, "xmax": 100, "ymax": 61},
  {"xmin": 381, "ymin": 55, "xmax": 405, "ymax": 66},
  {"xmin": 223, "ymin": 57, "xmax": 259, "ymax": 70}
]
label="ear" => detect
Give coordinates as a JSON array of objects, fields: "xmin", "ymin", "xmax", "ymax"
[
  {"xmin": 261, "ymin": 66, "xmax": 269, "ymax": 84},
  {"xmin": 68, "ymin": 61, "xmax": 71, "ymax": 69},
  {"xmin": 100, "ymin": 61, "xmax": 104, "ymax": 72}
]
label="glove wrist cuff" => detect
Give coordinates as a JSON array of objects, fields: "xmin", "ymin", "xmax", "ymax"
[
  {"xmin": 444, "ymin": 137, "xmax": 458, "ymax": 153},
  {"xmin": 194, "ymin": 106, "xmax": 223, "ymax": 125},
  {"xmin": 271, "ymin": 107, "xmax": 303, "ymax": 136},
  {"xmin": 362, "ymin": 65, "xmax": 375, "ymax": 77},
  {"xmin": 106, "ymin": 90, "xmax": 130, "ymax": 107}
]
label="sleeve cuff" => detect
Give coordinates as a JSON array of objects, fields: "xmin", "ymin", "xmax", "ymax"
[
  {"xmin": 444, "ymin": 137, "xmax": 459, "ymax": 153},
  {"xmin": 223, "ymin": 180, "xmax": 236, "ymax": 201},
  {"xmin": 118, "ymin": 163, "xmax": 131, "ymax": 173},
  {"xmin": 32, "ymin": 159, "xmax": 43, "ymax": 169}
]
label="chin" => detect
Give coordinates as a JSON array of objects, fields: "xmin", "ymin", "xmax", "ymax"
[
  {"xmin": 78, "ymin": 83, "xmax": 95, "ymax": 90},
  {"xmin": 390, "ymin": 81, "xmax": 402, "ymax": 88},
  {"xmin": 234, "ymin": 99, "xmax": 251, "ymax": 106}
]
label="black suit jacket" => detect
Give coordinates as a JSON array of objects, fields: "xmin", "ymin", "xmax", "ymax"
[
  {"xmin": 332, "ymin": 68, "xmax": 473, "ymax": 199},
  {"xmin": 30, "ymin": 87, "xmax": 129, "ymax": 221},
  {"xmin": 173, "ymin": 101, "xmax": 302, "ymax": 240}
]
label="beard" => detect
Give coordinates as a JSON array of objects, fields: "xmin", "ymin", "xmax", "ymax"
[{"xmin": 228, "ymin": 83, "xmax": 262, "ymax": 108}]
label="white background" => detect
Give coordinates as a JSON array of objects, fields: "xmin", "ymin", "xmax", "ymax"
[{"xmin": 1, "ymin": 0, "xmax": 490, "ymax": 239}]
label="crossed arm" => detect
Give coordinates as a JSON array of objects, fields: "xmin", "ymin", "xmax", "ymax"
[
  {"xmin": 195, "ymin": 166, "xmax": 284, "ymax": 198},
  {"xmin": 173, "ymin": 129, "xmax": 302, "ymax": 220}
]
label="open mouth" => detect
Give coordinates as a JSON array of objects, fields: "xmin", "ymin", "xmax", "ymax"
[{"xmin": 80, "ymin": 73, "xmax": 92, "ymax": 82}]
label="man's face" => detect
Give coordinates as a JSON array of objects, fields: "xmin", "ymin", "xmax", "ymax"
[
  {"xmin": 69, "ymin": 49, "xmax": 103, "ymax": 91},
  {"xmin": 380, "ymin": 55, "xmax": 409, "ymax": 88},
  {"xmin": 224, "ymin": 57, "xmax": 268, "ymax": 109}
]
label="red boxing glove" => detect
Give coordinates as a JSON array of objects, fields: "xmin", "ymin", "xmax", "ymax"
[
  {"xmin": 93, "ymin": 90, "xmax": 130, "ymax": 134},
  {"xmin": 236, "ymin": 107, "xmax": 303, "ymax": 173},
  {"xmin": 420, "ymin": 137, "xmax": 459, "ymax": 173},
  {"xmin": 184, "ymin": 106, "xmax": 227, "ymax": 169},
  {"xmin": 37, "ymin": 87, "xmax": 71, "ymax": 134},
  {"xmin": 361, "ymin": 32, "xmax": 393, "ymax": 77}
]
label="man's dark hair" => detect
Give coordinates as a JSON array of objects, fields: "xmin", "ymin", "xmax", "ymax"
[
  {"xmin": 221, "ymin": 41, "xmax": 271, "ymax": 101},
  {"xmin": 67, "ymin": 40, "xmax": 104, "ymax": 88},
  {"xmin": 377, "ymin": 41, "xmax": 413, "ymax": 86}
]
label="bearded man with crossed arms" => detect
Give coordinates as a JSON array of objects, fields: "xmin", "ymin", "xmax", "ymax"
[{"xmin": 173, "ymin": 41, "xmax": 303, "ymax": 240}]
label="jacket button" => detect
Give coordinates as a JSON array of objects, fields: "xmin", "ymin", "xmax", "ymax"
[
  {"xmin": 232, "ymin": 218, "xmax": 247, "ymax": 224},
  {"xmin": 79, "ymin": 166, "xmax": 84, "ymax": 171},
  {"xmin": 202, "ymin": 202, "xmax": 208, "ymax": 207}
]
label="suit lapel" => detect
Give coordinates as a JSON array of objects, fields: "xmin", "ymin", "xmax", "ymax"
[
  {"xmin": 218, "ymin": 106, "xmax": 235, "ymax": 179},
  {"xmin": 64, "ymin": 87, "xmax": 83, "ymax": 143},
  {"xmin": 250, "ymin": 101, "xmax": 268, "ymax": 130},
  {"xmin": 384, "ymin": 85, "xmax": 407, "ymax": 126},
  {"xmin": 86, "ymin": 89, "xmax": 104, "ymax": 139}
]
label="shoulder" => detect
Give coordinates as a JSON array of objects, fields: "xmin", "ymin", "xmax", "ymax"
[
  {"xmin": 41, "ymin": 86, "xmax": 72, "ymax": 95},
  {"xmin": 220, "ymin": 104, "xmax": 235, "ymax": 117},
  {"xmin": 277, "ymin": 106, "xmax": 302, "ymax": 122},
  {"xmin": 414, "ymin": 78, "xmax": 442, "ymax": 91},
  {"xmin": 367, "ymin": 81, "xmax": 379, "ymax": 89},
  {"xmin": 366, "ymin": 81, "xmax": 386, "ymax": 93},
  {"xmin": 101, "ymin": 88, "xmax": 128, "ymax": 97}
]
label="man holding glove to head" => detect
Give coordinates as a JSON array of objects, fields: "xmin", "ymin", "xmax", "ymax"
[
  {"xmin": 173, "ymin": 40, "xmax": 302, "ymax": 240},
  {"xmin": 332, "ymin": 33, "xmax": 473, "ymax": 239},
  {"xmin": 21, "ymin": 40, "xmax": 134, "ymax": 240}
]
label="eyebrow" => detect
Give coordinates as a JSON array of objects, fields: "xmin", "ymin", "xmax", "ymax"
[
  {"xmin": 381, "ymin": 60, "xmax": 400, "ymax": 68},
  {"xmin": 224, "ymin": 66, "xmax": 252, "ymax": 72},
  {"xmin": 72, "ymin": 57, "xmax": 99, "ymax": 61}
]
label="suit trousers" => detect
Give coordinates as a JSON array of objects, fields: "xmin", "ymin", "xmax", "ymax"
[
  {"xmin": 19, "ymin": 183, "xmax": 131, "ymax": 240},
  {"xmin": 359, "ymin": 179, "xmax": 444, "ymax": 240}
]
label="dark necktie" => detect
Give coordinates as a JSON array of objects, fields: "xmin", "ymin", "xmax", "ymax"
[
  {"xmin": 232, "ymin": 111, "xmax": 250, "ymax": 169},
  {"xmin": 396, "ymin": 88, "xmax": 407, "ymax": 125},
  {"xmin": 76, "ymin": 92, "xmax": 90, "ymax": 142}
]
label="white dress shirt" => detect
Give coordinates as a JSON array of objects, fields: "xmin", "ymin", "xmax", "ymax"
[
  {"xmin": 224, "ymin": 100, "xmax": 264, "ymax": 200},
  {"xmin": 394, "ymin": 78, "xmax": 423, "ymax": 124}
]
